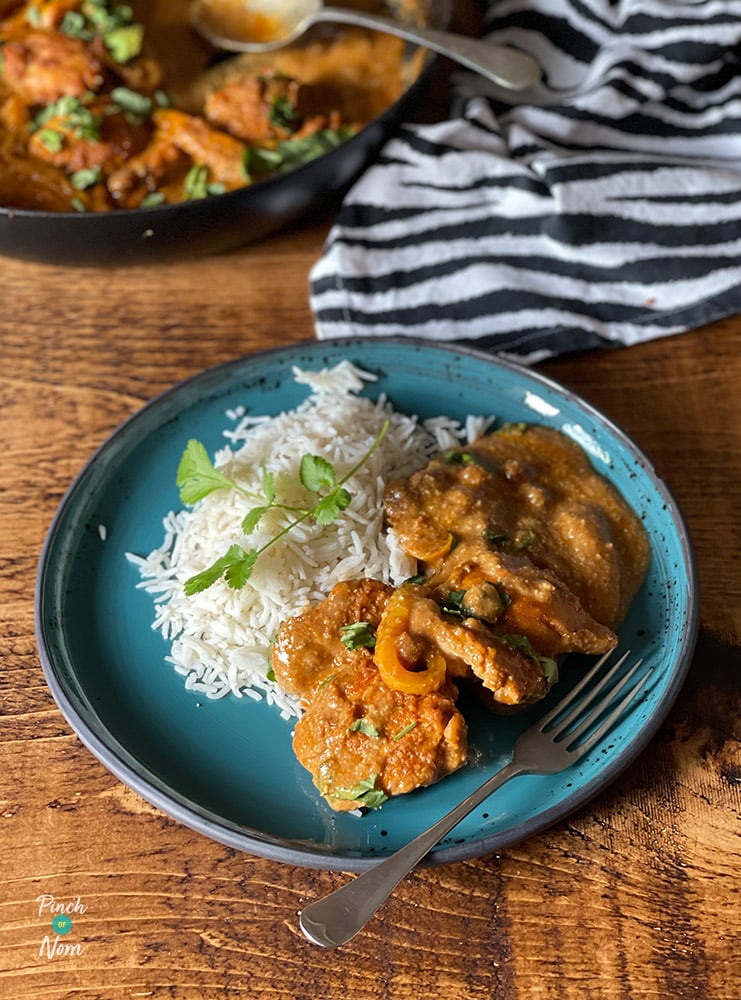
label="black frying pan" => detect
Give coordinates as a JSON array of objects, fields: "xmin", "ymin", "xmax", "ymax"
[{"xmin": 0, "ymin": 0, "xmax": 450, "ymax": 265}]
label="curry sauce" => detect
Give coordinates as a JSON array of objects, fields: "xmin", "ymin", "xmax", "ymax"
[{"xmin": 272, "ymin": 423, "xmax": 650, "ymax": 812}]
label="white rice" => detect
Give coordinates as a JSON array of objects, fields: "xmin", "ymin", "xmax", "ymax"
[{"xmin": 127, "ymin": 362, "xmax": 492, "ymax": 719}]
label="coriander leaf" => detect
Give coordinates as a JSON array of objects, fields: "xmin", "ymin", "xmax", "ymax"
[
  {"xmin": 70, "ymin": 166, "xmax": 101, "ymax": 190},
  {"xmin": 104, "ymin": 23, "xmax": 144, "ymax": 63},
  {"xmin": 300, "ymin": 454, "xmax": 336, "ymax": 493},
  {"xmin": 497, "ymin": 632, "xmax": 558, "ymax": 683},
  {"xmin": 262, "ymin": 467, "xmax": 276, "ymax": 504},
  {"xmin": 176, "ymin": 439, "xmax": 235, "ymax": 505},
  {"xmin": 393, "ymin": 721, "xmax": 417, "ymax": 741},
  {"xmin": 224, "ymin": 548, "xmax": 257, "ymax": 589},
  {"xmin": 334, "ymin": 774, "xmax": 388, "ymax": 809},
  {"xmin": 541, "ymin": 657, "xmax": 559, "ymax": 688},
  {"xmin": 269, "ymin": 93, "xmax": 299, "ymax": 130},
  {"xmin": 242, "ymin": 505, "xmax": 269, "ymax": 534},
  {"xmin": 110, "ymin": 86, "xmax": 152, "ymax": 119},
  {"xmin": 444, "ymin": 450, "xmax": 477, "ymax": 465},
  {"xmin": 350, "ymin": 718, "xmax": 379, "ymax": 738},
  {"xmin": 514, "ymin": 529, "xmax": 535, "ymax": 550},
  {"xmin": 340, "ymin": 622, "xmax": 376, "ymax": 651},
  {"xmin": 441, "ymin": 589, "xmax": 466, "ymax": 616},
  {"xmin": 313, "ymin": 487, "xmax": 351, "ymax": 525},
  {"xmin": 140, "ymin": 191, "xmax": 165, "ymax": 207},
  {"xmin": 184, "ymin": 544, "xmax": 255, "ymax": 595}
]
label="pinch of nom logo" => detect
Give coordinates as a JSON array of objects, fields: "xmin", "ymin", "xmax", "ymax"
[{"xmin": 36, "ymin": 894, "xmax": 86, "ymax": 960}]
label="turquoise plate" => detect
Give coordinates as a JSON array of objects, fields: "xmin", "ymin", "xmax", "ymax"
[{"xmin": 35, "ymin": 338, "xmax": 698, "ymax": 871}]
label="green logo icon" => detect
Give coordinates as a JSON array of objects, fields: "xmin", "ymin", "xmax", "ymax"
[{"xmin": 51, "ymin": 914, "xmax": 73, "ymax": 935}]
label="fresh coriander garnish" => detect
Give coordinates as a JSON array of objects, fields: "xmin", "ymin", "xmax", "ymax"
[
  {"xmin": 110, "ymin": 86, "xmax": 152, "ymax": 119},
  {"xmin": 31, "ymin": 96, "xmax": 101, "ymax": 142},
  {"xmin": 71, "ymin": 166, "xmax": 102, "ymax": 190},
  {"xmin": 268, "ymin": 93, "xmax": 299, "ymax": 130},
  {"xmin": 243, "ymin": 126, "xmax": 355, "ymax": 181},
  {"xmin": 179, "ymin": 419, "xmax": 389, "ymax": 594},
  {"xmin": 140, "ymin": 191, "xmax": 165, "ymax": 208},
  {"xmin": 183, "ymin": 164, "xmax": 226, "ymax": 201},
  {"xmin": 443, "ymin": 450, "xmax": 477, "ymax": 465},
  {"xmin": 441, "ymin": 589, "xmax": 466, "ymax": 616},
  {"xmin": 497, "ymin": 633, "xmax": 558, "ymax": 687},
  {"xmin": 183, "ymin": 544, "xmax": 255, "ymax": 597},
  {"xmin": 176, "ymin": 439, "xmax": 259, "ymax": 505},
  {"xmin": 104, "ymin": 23, "xmax": 144, "ymax": 62},
  {"xmin": 349, "ymin": 718, "xmax": 379, "ymax": 738},
  {"xmin": 334, "ymin": 775, "xmax": 388, "ymax": 809},
  {"xmin": 392, "ymin": 721, "xmax": 417, "ymax": 741},
  {"xmin": 38, "ymin": 129, "xmax": 64, "ymax": 153},
  {"xmin": 340, "ymin": 621, "xmax": 376, "ymax": 651}
]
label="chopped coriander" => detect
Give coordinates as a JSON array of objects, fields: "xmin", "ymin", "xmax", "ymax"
[
  {"xmin": 334, "ymin": 775, "xmax": 388, "ymax": 809},
  {"xmin": 243, "ymin": 127, "xmax": 355, "ymax": 181},
  {"xmin": 350, "ymin": 718, "xmax": 379, "ymax": 738},
  {"xmin": 392, "ymin": 721, "xmax": 417, "ymax": 741},
  {"xmin": 183, "ymin": 164, "xmax": 225, "ymax": 201},
  {"xmin": 513, "ymin": 529, "xmax": 535, "ymax": 550},
  {"xmin": 268, "ymin": 93, "xmax": 299, "ymax": 130},
  {"xmin": 60, "ymin": 11, "xmax": 91, "ymax": 38},
  {"xmin": 443, "ymin": 450, "xmax": 477, "ymax": 465},
  {"xmin": 140, "ymin": 191, "xmax": 166, "ymax": 207},
  {"xmin": 31, "ymin": 96, "xmax": 101, "ymax": 142},
  {"xmin": 104, "ymin": 23, "xmax": 144, "ymax": 63},
  {"xmin": 110, "ymin": 86, "xmax": 152, "ymax": 119},
  {"xmin": 441, "ymin": 589, "xmax": 466, "ymax": 616},
  {"xmin": 496, "ymin": 633, "xmax": 558, "ymax": 687},
  {"xmin": 38, "ymin": 129, "xmax": 64, "ymax": 153},
  {"xmin": 71, "ymin": 166, "xmax": 102, "ymax": 190},
  {"xmin": 483, "ymin": 529, "xmax": 509, "ymax": 548},
  {"xmin": 340, "ymin": 622, "xmax": 376, "ymax": 651}
]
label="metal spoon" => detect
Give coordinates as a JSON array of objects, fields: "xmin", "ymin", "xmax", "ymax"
[{"xmin": 190, "ymin": 0, "xmax": 541, "ymax": 90}]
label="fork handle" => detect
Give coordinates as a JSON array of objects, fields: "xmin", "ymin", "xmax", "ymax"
[{"xmin": 299, "ymin": 759, "xmax": 524, "ymax": 948}]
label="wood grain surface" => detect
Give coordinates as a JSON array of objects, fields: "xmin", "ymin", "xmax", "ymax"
[{"xmin": 1, "ymin": 214, "xmax": 739, "ymax": 999}]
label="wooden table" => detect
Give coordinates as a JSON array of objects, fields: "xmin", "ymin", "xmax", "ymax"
[{"xmin": 2, "ymin": 211, "xmax": 739, "ymax": 998}]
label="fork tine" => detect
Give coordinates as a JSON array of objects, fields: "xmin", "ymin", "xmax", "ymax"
[
  {"xmin": 536, "ymin": 648, "xmax": 630, "ymax": 733},
  {"xmin": 571, "ymin": 665, "xmax": 654, "ymax": 757},
  {"xmin": 557, "ymin": 656, "xmax": 646, "ymax": 748}
]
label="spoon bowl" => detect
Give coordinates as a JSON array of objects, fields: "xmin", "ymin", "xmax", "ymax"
[{"xmin": 191, "ymin": 0, "xmax": 541, "ymax": 90}]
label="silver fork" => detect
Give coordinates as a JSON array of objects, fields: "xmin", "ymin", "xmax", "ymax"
[{"xmin": 299, "ymin": 649, "xmax": 652, "ymax": 948}]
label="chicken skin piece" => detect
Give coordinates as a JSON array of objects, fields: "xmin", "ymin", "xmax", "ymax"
[
  {"xmin": 383, "ymin": 424, "xmax": 650, "ymax": 630},
  {"xmin": 0, "ymin": 29, "xmax": 104, "ymax": 105},
  {"xmin": 401, "ymin": 592, "xmax": 550, "ymax": 705},
  {"xmin": 204, "ymin": 72, "xmax": 344, "ymax": 146},
  {"xmin": 107, "ymin": 108, "xmax": 247, "ymax": 206},
  {"xmin": 292, "ymin": 656, "xmax": 467, "ymax": 812},
  {"xmin": 427, "ymin": 540, "xmax": 618, "ymax": 660},
  {"xmin": 271, "ymin": 578, "xmax": 393, "ymax": 705}
]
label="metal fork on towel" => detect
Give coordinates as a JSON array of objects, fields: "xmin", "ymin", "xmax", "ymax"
[{"xmin": 299, "ymin": 649, "xmax": 652, "ymax": 948}]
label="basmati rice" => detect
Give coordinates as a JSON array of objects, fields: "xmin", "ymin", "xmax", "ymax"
[{"xmin": 127, "ymin": 363, "xmax": 491, "ymax": 719}]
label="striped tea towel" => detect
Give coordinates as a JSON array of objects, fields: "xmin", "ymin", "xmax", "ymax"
[{"xmin": 309, "ymin": 0, "xmax": 741, "ymax": 362}]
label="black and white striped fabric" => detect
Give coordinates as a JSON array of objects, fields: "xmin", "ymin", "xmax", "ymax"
[{"xmin": 309, "ymin": 0, "xmax": 741, "ymax": 361}]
